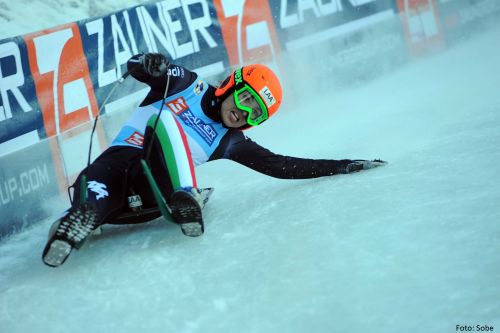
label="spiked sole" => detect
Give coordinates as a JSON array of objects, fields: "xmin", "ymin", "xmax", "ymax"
[
  {"xmin": 43, "ymin": 240, "xmax": 72, "ymax": 267},
  {"xmin": 42, "ymin": 205, "xmax": 98, "ymax": 267},
  {"xmin": 180, "ymin": 223, "xmax": 203, "ymax": 237},
  {"xmin": 170, "ymin": 191, "xmax": 204, "ymax": 237}
]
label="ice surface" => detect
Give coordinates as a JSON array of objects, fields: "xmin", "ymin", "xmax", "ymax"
[{"xmin": 1, "ymin": 18, "xmax": 500, "ymax": 333}]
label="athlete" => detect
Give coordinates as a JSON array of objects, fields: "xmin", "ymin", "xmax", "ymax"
[{"xmin": 42, "ymin": 53, "xmax": 386, "ymax": 267}]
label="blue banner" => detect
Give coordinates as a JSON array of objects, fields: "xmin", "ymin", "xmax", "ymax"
[
  {"xmin": 0, "ymin": 140, "xmax": 60, "ymax": 237},
  {"xmin": 80, "ymin": 1, "xmax": 228, "ymax": 111},
  {"xmin": 0, "ymin": 36, "xmax": 44, "ymax": 145}
]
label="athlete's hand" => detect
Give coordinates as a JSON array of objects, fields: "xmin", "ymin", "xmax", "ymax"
[
  {"xmin": 140, "ymin": 53, "xmax": 169, "ymax": 77},
  {"xmin": 343, "ymin": 159, "xmax": 387, "ymax": 173}
]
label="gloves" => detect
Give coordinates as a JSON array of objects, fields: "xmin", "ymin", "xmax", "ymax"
[
  {"xmin": 140, "ymin": 53, "xmax": 169, "ymax": 77},
  {"xmin": 343, "ymin": 159, "xmax": 387, "ymax": 174}
]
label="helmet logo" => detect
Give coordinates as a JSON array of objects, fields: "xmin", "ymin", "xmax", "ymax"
[
  {"xmin": 260, "ymin": 87, "xmax": 275, "ymax": 107},
  {"xmin": 234, "ymin": 69, "xmax": 243, "ymax": 85}
]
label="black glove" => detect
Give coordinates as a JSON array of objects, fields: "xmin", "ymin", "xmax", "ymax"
[
  {"xmin": 343, "ymin": 159, "xmax": 387, "ymax": 174},
  {"xmin": 140, "ymin": 53, "xmax": 169, "ymax": 77}
]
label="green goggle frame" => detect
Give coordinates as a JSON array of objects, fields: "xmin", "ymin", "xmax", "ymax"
[{"xmin": 233, "ymin": 69, "xmax": 269, "ymax": 126}]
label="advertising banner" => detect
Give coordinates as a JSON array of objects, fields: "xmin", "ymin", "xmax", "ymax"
[
  {"xmin": 213, "ymin": 0, "xmax": 282, "ymax": 67},
  {"xmin": 81, "ymin": 1, "xmax": 229, "ymax": 111},
  {"xmin": 0, "ymin": 37, "xmax": 44, "ymax": 154},
  {"xmin": 268, "ymin": 0, "xmax": 397, "ymax": 51},
  {"xmin": 397, "ymin": 0, "xmax": 445, "ymax": 56},
  {"xmin": 0, "ymin": 140, "xmax": 61, "ymax": 236}
]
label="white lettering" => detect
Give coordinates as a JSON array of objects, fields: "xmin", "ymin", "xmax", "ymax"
[
  {"xmin": 86, "ymin": 19, "xmax": 117, "ymax": 87},
  {"xmin": 8, "ymin": 178, "xmax": 17, "ymax": 200},
  {"xmin": 136, "ymin": 6, "xmax": 154, "ymax": 52},
  {"xmin": 29, "ymin": 168, "xmax": 40, "ymax": 190},
  {"xmin": 298, "ymin": 0, "xmax": 321, "ymax": 23},
  {"xmin": 63, "ymin": 79, "xmax": 91, "ymax": 117},
  {"xmin": 38, "ymin": 164, "xmax": 50, "ymax": 186},
  {"xmin": 280, "ymin": 0, "xmax": 299, "ymax": 29},
  {"xmin": 182, "ymin": 0, "xmax": 217, "ymax": 52},
  {"xmin": 0, "ymin": 181, "xmax": 10, "ymax": 204},
  {"xmin": 162, "ymin": 0, "xmax": 195, "ymax": 58},
  {"xmin": 125, "ymin": 132, "xmax": 144, "ymax": 146},
  {"xmin": 123, "ymin": 11, "xmax": 139, "ymax": 55},
  {"xmin": 0, "ymin": 165, "xmax": 50, "ymax": 204},
  {"xmin": 33, "ymin": 29, "xmax": 74, "ymax": 135},
  {"xmin": 20, "ymin": 172, "xmax": 30, "ymax": 194},
  {"xmin": 280, "ymin": 0, "xmax": 373, "ymax": 28},
  {"xmin": 139, "ymin": 5, "xmax": 176, "ymax": 57},
  {"xmin": 136, "ymin": 1, "xmax": 217, "ymax": 58},
  {"xmin": 260, "ymin": 87, "xmax": 276, "ymax": 107},
  {"xmin": 111, "ymin": 14, "xmax": 134, "ymax": 79},
  {"xmin": 176, "ymin": 97, "xmax": 187, "ymax": 109},
  {"xmin": 33, "ymin": 29, "xmax": 95, "ymax": 128},
  {"xmin": 167, "ymin": 96, "xmax": 188, "ymax": 113},
  {"xmin": 0, "ymin": 42, "xmax": 32, "ymax": 121},
  {"xmin": 166, "ymin": 67, "xmax": 185, "ymax": 77}
]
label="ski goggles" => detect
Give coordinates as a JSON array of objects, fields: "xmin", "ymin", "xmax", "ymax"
[{"xmin": 233, "ymin": 70, "xmax": 269, "ymax": 126}]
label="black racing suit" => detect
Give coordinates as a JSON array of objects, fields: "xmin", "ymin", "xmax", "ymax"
[{"xmin": 69, "ymin": 55, "xmax": 355, "ymax": 225}]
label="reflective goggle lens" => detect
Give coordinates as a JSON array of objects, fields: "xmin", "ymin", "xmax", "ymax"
[{"xmin": 233, "ymin": 86, "xmax": 268, "ymax": 126}]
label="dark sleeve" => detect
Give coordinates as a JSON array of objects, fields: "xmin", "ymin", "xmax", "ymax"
[
  {"xmin": 127, "ymin": 54, "xmax": 197, "ymax": 105},
  {"xmin": 211, "ymin": 131, "xmax": 355, "ymax": 179}
]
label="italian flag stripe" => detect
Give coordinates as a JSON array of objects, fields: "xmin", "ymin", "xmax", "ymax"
[
  {"xmin": 146, "ymin": 113, "xmax": 196, "ymax": 189},
  {"xmin": 172, "ymin": 115, "xmax": 197, "ymax": 187},
  {"xmin": 147, "ymin": 115, "xmax": 181, "ymax": 189}
]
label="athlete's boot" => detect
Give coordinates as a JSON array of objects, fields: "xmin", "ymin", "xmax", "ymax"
[
  {"xmin": 42, "ymin": 204, "xmax": 98, "ymax": 267},
  {"xmin": 170, "ymin": 187, "xmax": 208, "ymax": 237}
]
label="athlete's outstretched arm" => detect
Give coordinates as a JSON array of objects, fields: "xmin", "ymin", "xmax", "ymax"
[{"xmin": 213, "ymin": 131, "xmax": 385, "ymax": 179}]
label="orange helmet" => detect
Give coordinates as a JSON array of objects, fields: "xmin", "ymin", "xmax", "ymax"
[{"xmin": 215, "ymin": 64, "xmax": 282, "ymax": 126}]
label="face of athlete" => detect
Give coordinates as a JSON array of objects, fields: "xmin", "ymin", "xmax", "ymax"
[{"xmin": 220, "ymin": 94, "xmax": 248, "ymax": 128}]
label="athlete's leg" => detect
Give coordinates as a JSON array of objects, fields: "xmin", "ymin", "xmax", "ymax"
[
  {"xmin": 43, "ymin": 161, "xmax": 128, "ymax": 267},
  {"xmin": 140, "ymin": 112, "xmax": 206, "ymax": 236},
  {"xmin": 71, "ymin": 162, "xmax": 128, "ymax": 223}
]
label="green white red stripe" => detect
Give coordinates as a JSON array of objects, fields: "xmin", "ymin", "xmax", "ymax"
[{"xmin": 147, "ymin": 113, "xmax": 197, "ymax": 189}]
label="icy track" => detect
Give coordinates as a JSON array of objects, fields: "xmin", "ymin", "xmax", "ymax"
[{"xmin": 1, "ymin": 26, "xmax": 500, "ymax": 333}]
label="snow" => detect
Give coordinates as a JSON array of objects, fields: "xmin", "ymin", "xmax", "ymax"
[{"xmin": 1, "ymin": 4, "xmax": 500, "ymax": 333}]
